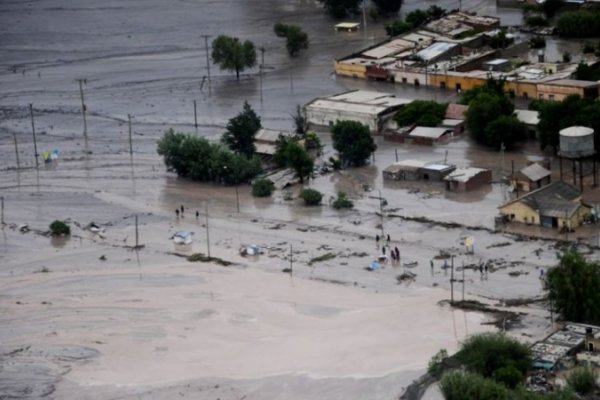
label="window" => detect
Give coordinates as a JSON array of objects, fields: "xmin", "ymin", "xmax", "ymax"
[
  {"xmin": 440, "ymin": 82, "xmax": 446, "ymax": 89},
  {"xmin": 401, "ymin": 77, "xmax": 407, "ymax": 84}
]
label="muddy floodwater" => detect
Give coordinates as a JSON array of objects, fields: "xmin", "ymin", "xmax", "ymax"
[{"xmin": 1, "ymin": 1, "xmax": 600, "ymax": 399}]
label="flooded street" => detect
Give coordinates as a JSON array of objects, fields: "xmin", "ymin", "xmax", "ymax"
[{"xmin": 1, "ymin": 1, "xmax": 599, "ymax": 399}]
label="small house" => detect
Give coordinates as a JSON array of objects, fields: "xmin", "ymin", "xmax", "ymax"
[
  {"xmin": 421, "ymin": 163, "xmax": 456, "ymax": 181},
  {"xmin": 407, "ymin": 126, "xmax": 454, "ymax": 146},
  {"xmin": 444, "ymin": 167, "xmax": 492, "ymax": 192},
  {"xmin": 444, "ymin": 103, "xmax": 468, "ymax": 120},
  {"xmin": 254, "ymin": 128, "xmax": 293, "ymax": 157},
  {"xmin": 382, "ymin": 160, "xmax": 427, "ymax": 181},
  {"xmin": 441, "ymin": 118, "xmax": 465, "ymax": 135},
  {"xmin": 335, "ymin": 22, "xmax": 360, "ymax": 32},
  {"xmin": 512, "ymin": 162, "xmax": 551, "ymax": 193},
  {"xmin": 498, "ymin": 181, "xmax": 591, "ymax": 228}
]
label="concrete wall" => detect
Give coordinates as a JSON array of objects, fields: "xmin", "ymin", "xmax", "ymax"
[
  {"xmin": 390, "ymin": 70, "xmax": 427, "ymax": 86},
  {"xmin": 305, "ymin": 109, "xmax": 378, "ymax": 132},
  {"xmin": 335, "ymin": 61, "xmax": 367, "ymax": 79},
  {"xmin": 499, "ymin": 201, "xmax": 539, "ymax": 224},
  {"xmin": 537, "ymin": 84, "xmax": 585, "ymax": 101}
]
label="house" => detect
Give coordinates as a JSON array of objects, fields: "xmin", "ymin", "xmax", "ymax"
[
  {"xmin": 444, "ymin": 167, "xmax": 492, "ymax": 192},
  {"xmin": 382, "ymin": 160, "xmax": 427, "ymax": 180},
  {"xmin": 514, "ymin": 109, "xmax": 540, "ymax": 139},
  {"xmin": 304, "ymin": 90, "xmax": 412, "ymax": 133},
  {"xmin": 531, "ymin": 323, "xmax": 600, "ymax": 371},
  {"xmin": 382, "ymin": 160, "xmax": 455, "ymax": 181},
  {"xmin": 498, "ymin": 181, "xmax": 591, "ymax": 228},
  {"xmin": 254, "ymin": 128, "xmax": 293, "ymax": 157},
  {"xmin": 441, "ymin": 118, "xmax": 465, "ymax": 135},
  {"xmin": 512, "ymin": 162, "xmax": 551, "ymax": 193},
  {"xmin": 406, "ymin": 126, "xmax": 454, "ymax": 145},
  {"xmin": 537, "ymin": 79, "xmax": 600, "ymax": 101}
]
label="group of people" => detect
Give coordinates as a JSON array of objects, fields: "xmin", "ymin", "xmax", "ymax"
[
  {"xmin": 175, "ymin": 205, "xmax": 200, "ymax": 219},
  {"xmin": 376, "ymin": 233, "xmax": 401, "ymax": 263}
]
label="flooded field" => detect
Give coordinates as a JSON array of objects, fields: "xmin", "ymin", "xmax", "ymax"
[{"xmin": 1, "ymin": 1, "xmax": 600, "ymax": 399}]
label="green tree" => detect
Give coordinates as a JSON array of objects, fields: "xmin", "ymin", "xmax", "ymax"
[
  {"xmin": 488, "ymin": 30, "xmax": 514, "ymax": 49},
  {"xmin": 536, "ymin": 95, "xmax": 591, "ymax": 152},
  {"xmin": 285, "ymin": 141, "xmax": 314, "ymax": 183},
  {"xmin": 465, "ymin": 92, "xmax": 515, "ymax": 147},
  {"xmin": 427, "ymin": 5, "xmax": 446, "ymax": 19},
  {"xmin": 545, "ymin": 249, "xmax": 600, "ymax": 324},
  {"xmin": 460, "ymin": 76, "xmax": 508, "ymax": 105},
  {"xmin": 457, "ymin": 332, "xmax": 531, "ymax": 380},
  {"xmin": 274, "ymin": 24, "xmax": 309, "ymax": 56},
  {"xmin": 331, "ymin": 120, "xmax": 376, "ymax": 167},
  {"xmin": 540, "ymin": 0, "xmax": 563, "ymax": 19},
  {"xmin": 332, "ymin": 191, "xmax": 353, "ymax": 209},
  {"xmin": 484, "ymin": 115, "xmax": 527, "ymax": 150},
  {"xmin": 49, "ymin": 220, "xmax": 70, "ymax": 236},
  {"xmin": 405, "ymin": 9, "xmax": 429, "ymax": 28},
  {"xmin": 440, "ymin": 372, "xmax": 509, "ymax": 400},
  {"xmin": 385, "ymin": 20, "xmax": 412, "ymax": 37},
  {"xmin": 566, "ymin": 366, "xmax": 597, "ymax": 395},
  {"xmin": 304, "ymin": 131, "xmax": 322, "ymax": 151},
  {"xmin": 525, "ymin": 15, "xmax": 548, "ymax": 27},
  {"xmin": 252, "ymin": 178, "xmax": 275, "ymax": 197},
  {"xmin": 211, "ymin": 35, "xmax": 257, "ymax": 80},
  {"xmin": 300, "ymin": 188, "xmax": 323, "ymax": 205},
  {"xmin": 292, "ymin": 105, "xmax": 308, "ymax": 136},
  {"xmin": 273, "ymin": 134, "xmax": 294, "ymax": 168},
  {"xmin": 317, "ymin": 0, "xmax": 361, "ymax": 18},
  {"xmin": 222, "ymin": 101, "xmax": 261, "ymax": 157},
  {"xmin": 556, "ymin": 10, "xmax": 600, "ymax": 38},
  {"xmin": 394, "ymin": 100, "xmax": 447, "ymax": 127},
  {"xmin": 371, "ymin": 0, "xmax": 403, "ymax": 16}
]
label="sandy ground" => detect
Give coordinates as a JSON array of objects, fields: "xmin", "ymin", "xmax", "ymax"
[{"xmin": 2, "ymin": 1, "xmax": 600, "ymax": 399}]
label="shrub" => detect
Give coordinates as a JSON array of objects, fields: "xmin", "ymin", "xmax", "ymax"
[
  {"xmin": 49, "ymin": 220, "xmax": 70, "ymax": 236},
  {"xmin": 440, "ymin": 371, "xmax": 509, "ymax": 400},
  {"xmin": 329, "ymin": 157, "xmax": 342, "ymax": 170},
  {"xmin": 427, "ymin": 348, "xmax": 448, "ymax": 379},
  {"xmin": 304, "ymin": 131, "xmax": 322, "ymax": 151},
  {"xmin": 300, "ymin": 188, "xmax": 323, "ymax": 206},
  {"xmin": 252, "ymin": 178, "xmax": 275, "ymax": 197},
  {"xmin": 492, "ymin": 366, "xmax": 523, "ymax": 389},
  {"xmin": 566, "ymin": 366, "xmax": 596, "ymax": 395},
  {"xmin": 332, "ymin": 191, "xmax": 353, "ymax": 209},
  {"xmin": 583, "ymin": 42, "xmax": 595, "ymax": 53},
  {"xmin": 526, "ymin": 15, "xmax": 548, "ymax": 27},
  {"xmin": 529, "ymin": 36, "xmax": 546, "ymax": 48}
]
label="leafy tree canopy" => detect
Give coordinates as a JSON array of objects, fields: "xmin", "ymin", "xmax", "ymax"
[
  {"xmin": 331, "ymin": 120, "xmax": 377, "ymax": 167},
  {"xmin": 484, "ymin": 115, "xmax": 527, "ymax": 150},
  {"xmin": 317, "ymin": 0, "xmax": 361, "ymax": 18},
  {"xmin": 385, "ymin": 20, "xmax": 412, "ymax": 37},
  {"xmin": 211, "ymin": 35, "xmax": 257, "ymax": 80},
  {"xmin": 405, "ymin": 9, "xmax": 429, "ymax": 28},
  {"xmin": 274, "ymin": 24, "xmax": 309, "ymax": 56},
  {"xmin": 222, "ymin": 101, "xmax": 261, "ymax": 157},
  {"xmin": 371, "ymin": 0, "xmax": 403, "ymax": 16},
  {"xmin": 545, "ymin": 249, "xmax": 600, "ymax": 324},
  {"xmin": 556, "ymin": 10, "xmax": 600, "ymax": 38},
  {"xmin": 157, "ymin": 129, "xmax": 261, "ymax": 184},
  {"xmin": 394, "ymin": 100, "xmax": 447, "ymax": 127}
]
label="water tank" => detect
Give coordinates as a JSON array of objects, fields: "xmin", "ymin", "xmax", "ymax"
[{"xmin": 559, "ymin": 126, "xmax": 595, "ymax": 158}]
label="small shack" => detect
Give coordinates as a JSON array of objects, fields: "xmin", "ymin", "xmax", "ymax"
[
  {"xmin": 422, "ymin": 163, "xmax": 456, "ymax": 181},
  {"xmin": 512, "ymin": 162, "xmax": 551, "ymax": 193},
  {"xmin": 441, "ymin": 119, "xmax": 465, "ymax": 135},
  {"xmin": 335, "ymin": 22, "xmax": 360, "ymax": 32},
  {"xmin": 383, "ymin": 160, "xmax": 427, "ymax": 181},
  {"xmin": 498, "ymin": 181, "xmax": 591, "ymax": 229},
  {"xmin": 407, "ymin": 126, "xmax": 454, "ymax": 146},
  {"xmin": 255, "ymin": 128, "xmax": 293, "ymax": 157},
  {"xmin": 444, "ymin": 167, "xmax": 492, "ymax": 192}
]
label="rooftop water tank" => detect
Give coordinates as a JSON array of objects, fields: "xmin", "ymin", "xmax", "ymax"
[{"xmin": 559, "ymin": 126, "xmax": 595, "ymax": 158}]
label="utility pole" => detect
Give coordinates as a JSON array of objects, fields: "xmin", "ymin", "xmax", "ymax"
[
  {"xmin": 462, "ymin": 261, "xmax": 465, "ymax": 301},
  {"xmin": 193, "ymin": 100, "xmax": 198, "ymax": 128},
  {"xmin": 395, "ymin": 148, "xmax": 398, "ymax": 162},
  {"xmin": 76, "ymin": 79, "xmax": 88, "ymax": 139},
  {"xmin": 450, "ymin": 255, "xmax": 455, "ymax": 305},
  {"xmin": 362, "ymin": 0, "xmax": 367, "ymax": 34},
  {"xmin": 289, "ymin": 63, "xmax": 294, "ymax": 93},
  {"xmin": 201, "ymin": 35, "xmax": 212, "ymax": 96},
  {"xmin": 235, "ymin": 186, "xmax": 240, "ymax": 213},
  {"xmin": 1, "ymin": 196, "xmax": 4, "ymax": 227},
  {"xmin": 289, "ymin": 244, "xmax": 293, "ymax": 277},
  {"xmin": 128, "ymin": 114, "xmax": 133, "ymax": 156},
  {"xmin": 259, "ymin": 47, "xmax": 265, "ymax": 104},
  {"xmin": 29, "ymin": 104, "xmax": 39, "ymax": 168},
  {"xmin": 13, "ymin": 133, "xmax": 20, "ymax": 169},
  {"xmin": 377, "ymin": 189, "xmax": 384, "ymax": 237},
  {"xmin": 205, "ymin": 202, "xmax": 211, "ymax": 258},
  {"xmin": 135, "ymin": 214, "xmax": 139, "ymax": 248}
]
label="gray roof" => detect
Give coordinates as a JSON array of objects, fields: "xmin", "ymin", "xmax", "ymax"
[
  {"xmin": 505, "ymin": 181, "xmax": 582, "ymax": 218},
  {"xmin": 519, "ymin": 163, "xmax": 551, "ymax": 182},
  {"xmin": 409, "ymin": 126, "xmax": 453, "ymax": 139},
  {"xmin": 444, "ymin": 167, "xmax": 489, "ymax": 183}
]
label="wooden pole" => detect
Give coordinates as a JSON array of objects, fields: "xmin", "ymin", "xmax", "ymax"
[
  {"xmin": 202, "ymin": 35, "xmax": 212, "ymax": 96},
  {"xmin": 235, "ymin": 185, "xmax": 240, "ymax": 213},
  {"xmin": 1, "ymin": 196, "xmax": 4, "ymax": 226},
  {"xmin": 193, "ymin": 100, "xmax": 198, "ymax": 128},
  {"xmin": 462, "ymin": 261, "xmax": 465, "ymax": 301},
  {"xmin": 76, "ymin": 79, "xmax": 88, "ymax": 138},
  {"xmin": 13, "ymin": 133, "xmax": 20, "ymax": 169},
  {"xmin": 205, "ymin": 202, "xmax": 210, "ymax": 258},
  {"xmin": 450, "ymin": 256, "xmax": 455, "ymax": 305},
  {"xmin": 29, "ymin": 104, "xmax": 39, "ymax": 168},
  {"xmin": 395, "ymin": 148, "xmax": 398, "ymax": 162},
  {"xmin": 290, "ymin": 244, "xmax": 293, "ymax": 276},
  {"xmin": 128, "ymin": 114, "xmax": 133, "ymax": 156},
  {"xmin": 135, "ymin": 214, "xmax": 139, "ymax": 248}
]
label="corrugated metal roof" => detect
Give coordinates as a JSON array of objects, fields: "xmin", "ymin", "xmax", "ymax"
[
  {"xmin": 363, "ymin": 38, "xmax": 415, "ymax": 59},
  {"xmin": 444, "ymin": 167, "xmax": 488, "ymax": 182},
  {"xmin": 409, "ymin": 126, "xmax": 452, "ymax": 139},
  {"xmin": 415, "ymin": 42, "xmax": 457, "ymax": 62},
  {"xmin": 384, "ymin": 160, "xmax": 428, "ymax": 172},
  {"xmin": 502, "ymin": 181, "xmax": 582, "ymax": 218}
]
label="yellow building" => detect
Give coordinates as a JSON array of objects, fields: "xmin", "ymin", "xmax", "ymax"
[
  {"xmin": 536, "ymin": 79, "xmax": 600, "ymax": 101},
  {"xmin": 334, "ymin": 58, "xmax": 367, "ymax": 79},
  {"xmin": 498, "ymin": 181, "xmax": 591, "ymax": 229}
]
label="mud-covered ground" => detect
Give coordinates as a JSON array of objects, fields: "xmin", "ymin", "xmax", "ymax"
[{"xmin": 2, "ymin": 1, "xmax": 600, "ymax": 399}]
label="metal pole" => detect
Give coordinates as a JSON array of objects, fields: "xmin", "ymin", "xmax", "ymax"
[
  {"xmin": 128, "ymin": 114, "xmax": 133, "ymax": 156},
  {"xmin": 362, "ymin": 0, "xmax": 367, "ymax": 33},
  {"xmin": 13, "ymin": 133, "xmax": 20, "ymax": 169},
  {"xmin": 202, "ymin": 35, "xmax": 212, "ymax": 96},
  {"xmin": 29, "ymin": 104, "xmax": 39, "ymax": 168},
  {"xmin": 395, "ymin": 148, "xmax": 398, "ymax": 162},
  {"xmin": 450, "ymin": 256, "xmax": 455, "ymax": 305},
  {"xmin": 462, "ymin": 261, "xmax": 465, "ymax": 300},
  {"xmin": 289, "ymin": 64, "xmax": 294, "ymax": 93},
  {"xmin": 1, "ymin": 196, "xmax": 4, "ymax": 226},
  {"xmin": 235, "ymin": 186, "xmax": 240, "ymax": 213},
  {"xmin": 135, "ymin": 214, "xmax": 139, "ymax": 248},
  {"xmin": 290, "ymin": 244, "xmax": 293, "ymax": 276},
  {"xmin": 378, "ymin": 189, "xmax": 384, "ymax": 237},
  {"xmin": 76, "ymin": 79, "xmax": 88, "ymax": 138},
  {"xmin": 193, "ymin": 100, "xmax": 198, "ymax": 128},
  {"xmin": 259, "ymin": 47, "xmax": 265, "ymax": 104},
  {"xmin": 205, "ymin": 202, "xmax": 211, "ymax": 258}
]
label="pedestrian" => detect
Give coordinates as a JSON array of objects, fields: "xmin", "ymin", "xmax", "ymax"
[
  {"xmin": 395, "ymin": 247, "xmax": 400, "ymax": 260},
  {"xmin": 484, "ymin": 263, "xmax": 488, "ymax": 274},
  {"xmin": 479, "ymin": 264, "xmax": 483, "ymax": 274},
  {"xmin": 382, "ymin": 245, "xmax": 386, "ymax": 255},
  {"xmin": 175, "ymin": 209, "xmax": 180, "ymax": 218},
  {"xmin": 195, "ymin": 210, "xmax": 199, "ymax": 219},
  {"xmin": 180, "ymin": 205, "xmax": 185, "ymax": 214},
  {"xmin": 387, "ymin": 234, "xmax": 390, "ymax": 243},
  {"xmin": 376, "ymin": 234, "xmax": 380, "ymax": 243},
  {"xmin": 430, "ymin": 259, "xmax": 434, "ymax": 272}
]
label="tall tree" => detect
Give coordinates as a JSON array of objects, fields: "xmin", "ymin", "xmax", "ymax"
[
  {"xmin": 285, "ymin": 141, "xmax": 314, "ymax": 183},
  {"xmin": 371, "ymin": 0, "xmax": 403, "ymax": 16},
  {"xmin": 545, "ymin": 249, "xmax": 600, "ymax": 325},
  {"xmin": 394, "ymin": 100, "xmax": 447, "ymax": 127},
  {"xmin": 211, "ymin": 35, "xmax": 257, "ymax": 80},
  {"xmin": 273, "ymin": 24, "xmax": 309, "ymax": 57},
  {"xmin": 317, "ymin": 0, "xmax": 361, "ymax": 18},
  {"xmin": 222, "ymin": 102, "xmax": 261, "ymax": 157},
  {"xmin": 331, "ymin": 120, "xmax": 376, "ymax": 167}
]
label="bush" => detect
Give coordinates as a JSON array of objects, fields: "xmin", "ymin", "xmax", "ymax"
[
  {"xmin": 526, "ymin": 15, "xmax": 548, "ymax": 27},
  {"xmin": 304, "ymin": 131, "xmax": 321, "ymax": 151},
  {"xmin": 332, "ymin": 192, "xmax": 353, "ymax": 209},
  {"xmin": 427, "ymin": 348, "xmax": 448, "ymax": 379},
  {"xmin": 566, "ymin": 366, "xmax": 596, "ymax": 395},
  {"xmin": 252, "ymin": 178, "xmax": 275, "ymax": 197},
  {"xmin": 300, "ymin": 188, "xmax": 323, "ymax": 206},
  {"xmin": 385, "ymin": 20, "xmax": 412, "ymax": 37},
  {"xmin": 329, "ymin": 157, "xmax": 342, "ymax": 170},
  {"xmin": 49, "ymin": 220, "xmax": 70, "ymax": 236},
  {"xmin": 529, "ymin": 36, "xmax": 546, "ymax": 48},
  {"xmin": 440, "ymin": 371, "xmax": 509, "ymax": 400},
  {"xmin": 492, "ymin": 366, "xmax": 523, "ymax": 389}
]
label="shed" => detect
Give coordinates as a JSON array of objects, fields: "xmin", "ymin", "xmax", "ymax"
[
  {"xmin": 382, "ymin": 160, "xmax": 427, "ymax": 181},
  {"xmin": 498, "ymin": 181, "xmax": 591, "ymax": 229},
  {"xmin": 254, "ymin": 128, "xmax": 293, "ymax": 156},
  {"xmin": 512, "ymin": 162, "xmax": 551, "ymax": 193},
  {"xmin": 407, "ymin": 126, "xmax": 454, "ymax": 145},
  {"xmin": 421, "ymin": 163, "xmax": 456, "ymax": 181},
  {"xmin": 441, "ymin": 118, "xmax": 465, "ymax": 135},
  {"xmin": 335, "ymin": 22, "xmax": 360, "ymax": 32},
  {"xmin": 444, "ymin": 167, "xmax": 492, "ymax": 192}
]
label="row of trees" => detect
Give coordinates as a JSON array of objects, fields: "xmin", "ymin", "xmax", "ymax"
[{"xmin": 385, "ymin": 5, "xmax": 445, "ymax": 37}]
